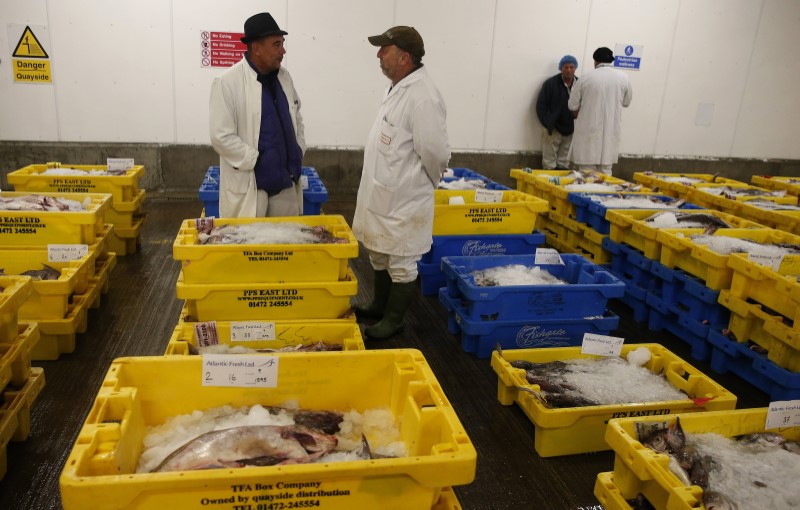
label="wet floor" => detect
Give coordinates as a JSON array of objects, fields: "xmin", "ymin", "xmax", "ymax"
[{"xmin": 0, "ymin": 195, "xmax": 770, "ymax": 509}]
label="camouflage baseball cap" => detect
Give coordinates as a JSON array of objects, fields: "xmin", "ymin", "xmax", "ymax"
[{"xmin": 368, "ymin": 26, "xmax": 425, "ymax": 59}]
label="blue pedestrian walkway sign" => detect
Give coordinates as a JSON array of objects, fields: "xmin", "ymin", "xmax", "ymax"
[{"xmin": 614, "ymin": 44, "xmax": 643, "ymax": 70}]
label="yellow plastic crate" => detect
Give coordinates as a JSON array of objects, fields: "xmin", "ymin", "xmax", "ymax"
[
  {"xmin": 0, "ymin": 276, "xmax": 33, "ymax": 344},
  {"xmin": 606, "ymin": 209, "xmax": 765, "ymax": 260},
  {"xmin": 490, "ymin": 344, "xmax": 736, "ymax": 457},
  {"xmin": 532, "ymin": 175, "xmax": 646, "ymax": 218},
  {"xmin": 177, "ymin": 268, "xmax": 358, "ymax": 322},
  {"xmin": 509, "ymin": 168, "xmax": 535, "ymax": 194},
  {"xmin": 0, "ymin": 367, "xmax": 45, "ymax": 479},
  {"xmin": 60, "ymin": 351, "xmax": 477, "ymax": 510},
  {"xmin": 107, "ymin": 217, "xmax": 144, "ymax": 256},
  {"xmin": 0, "ymin": 248, "xmax": 94, "ymax": 319},
  {"xmin": 90, "ymin": 223, "xmax": 114, "ymax": 262},
  {"xmin": 728, "ymin": 252, "xmax": 800, "ymax": 322},
  {"xmin": 594, "ymin": 472, "xmax": 635, "ymax": 510},
  {"xmin": 0, "ymin": 191, "xmax": 111, "ymax": 246},
  {"xmin": 91, "ymin": 252, "xmax": 117, "ymax": 295},
  {"xmin": 105, "ymin": 188, "xmax": 146, "ymax": 228},
  {"xmin": 535, "ymin": 213, "xmax": 569, "ymax": 244},
  {"xmin": 685, "ymin": 183, "xmax": 796, "ymax": 215},
  {"xmin": 751, "ymin": 175, "xmax": 800, "ymax": 197},
  {"xmin": 0, "ymin": 322, "xmax": 39, "ymax": 388},
  {"xmin": 30, "ymin": 293, "xmax": 90, "ymax": 361},
  {"xmin": 604, "ymin": 408, "xmax": 800, "ymax": 510},
  {"xmin": 7, "ymin": 162, "xmax": 145, "ymax": 202},
  {"xmin": 174, "ymin": 216, "xmax": 358, "ymax": 284},
  {"xmin": 433, "ymin": 190, "xmax": 548, "ymax": 235},
  {"xmin": 657, "ymin": 228, "xmax": 800, "ymax": 290},
  {"xmin": 718, "ymin": 290, "xmax": 800, "ymax": 372},
  {"xmin": 631, "ymin": 172, "xmax": 745, "ymax": 198},
  {"xmin": 733, "ymin": 200, "xmax": 800, "ymax": 235},
  {"xmin": 548, "ymin": 210, "xmax": 612, "ymax": 264},
  {"xmin": 165, "ymin": 319, "xmax": 365, "ymax": 355},
  {"xmin": 432, "ymin": 487, "xmax": 461, "ymax": 510}
]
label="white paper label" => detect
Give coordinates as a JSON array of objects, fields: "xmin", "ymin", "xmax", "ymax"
[
  {"xmin": 748, "ymin": 252, "xmax": 784, "ymax": 272},
  {"xmin": 301, "ymin": 175, "xmax": 309, "ymax": 190},
  {"xmin": 581, "ymin": 333, "xmax": 625, "ymax": 357},
  {"xmin": 202, "ymin": 354, "xmax": 279, "ymax": 387},
  {"xmin": 194, "ymin": 321, "xmax": 219, "ymax": 347},
  {"xmin": 106, "ymin": 158, "xmax": 135, "ymax": 172},
  {"xmin": 765, "ymin": 400, "xmax": 800, "ymax": 430},
  {"xmin": 47, "ymin": 244, "xmax": 88, "ymax": 262},
  {"xmin": 230, "ymin": 321, "xmax": 276, "ymax": 341},
  {"xmin": 534, "ymin": 248, "xmax": 564, "ymax": 265},
  {"xmin": 473, "ymin": 189, "xmax": 503, "ymax": 203}
]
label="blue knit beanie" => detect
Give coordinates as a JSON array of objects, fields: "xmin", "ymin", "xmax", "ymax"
[{"xmin": 558, "ymin": 55, "xmax": 578, "ymax": 70}]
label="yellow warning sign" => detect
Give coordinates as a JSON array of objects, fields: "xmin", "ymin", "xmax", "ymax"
[
  {"xmin": 13, "ymin": 26, "xmax": 48, "ymax": 58},
  {"xmin": 13, "ymin": 59, "xmax": 52, "ymax": 83}
]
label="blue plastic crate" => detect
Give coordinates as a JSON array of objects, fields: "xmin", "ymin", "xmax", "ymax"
[
  {"xmin": 646, "ymin": 293, "xmax": 720, "ymax": 361},
  {"xmin": 486, "ymin": 181, "xmax": 512, "ymax": 191},
  {"xmin": 439, "ymin": 289, "xmax": 618, "ymax": 359},
  {"xmin": 418, "ymin": 260, "xmax": 446, "ymax": 297},
  {"xmin": 440, "ymin": 253, "xmax": 624, "ymax": 321},
  {"xmin": 602, "ymin": 238, "xmax": 658, "ymax": 291},
  {"xmin": 568, "ymin": 193, "xmax": 703, "ymax": 235},
  {"xmin": 301, "ymin": 166, "xmax": 320, "ymax": 179},
  {"xmin": 421, "ymin": 231, "xmax": 545, "ymax": 265},
  {"xmin": 303, "ymin": 177, "xmax": 328, "ymax": 215},
  {"xmin": 650, "ymin": 262, "xmax": 729, "ymax": 325},
  {"xmin": 617, "ymin": 288, "xmax": 650, "ymax": 323},
  {"xmin": 708, "ymin": 329, "xmax": 800, "ymax": 400},
  {"xmin": 199, "ymin": 169, "xmax": 220, "ymax": 217}
]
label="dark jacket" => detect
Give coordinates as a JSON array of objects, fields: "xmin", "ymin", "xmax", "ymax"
[{"xmin": 536, "ymin": 73, "xmax": 577, "ymax": 136}]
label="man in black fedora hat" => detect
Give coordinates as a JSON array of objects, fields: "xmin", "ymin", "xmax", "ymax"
[{"xmin": 210, "ymin": 12, "xmax": 306, "ymax": 218}]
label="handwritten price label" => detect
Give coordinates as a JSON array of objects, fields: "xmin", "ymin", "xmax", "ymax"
[
  {"xmin": 581, "ymin": 333, "xmax": 625, "ymax": 357},
  {"xmin": 301, "ymin": 175, "xmax": 309, "ymax": 190},
  {"xmin": 534, "ymin": 248, "xmax": 564, "ymax": 265},
  {"xmin": 202, "ymin": 355, "xmax": 279, "ymax": 388},
  {"xmin": 48, "ymin": 244, "xmax": 88, "ymax": 262},
  {"xmin": 765, "ymin": 400, "xmax": 800, "ymax": 430},
  {"xmin": 748, "ymin": 253, "xmax": 784, "ymax": 271},
  {"xmin": 474, "ymin": 189, "xmax": 503, "ymax": 203},
  {"xmin": 106, "ymin": 158, "xmax": 135, "ymax": 172},
  {"xmin": 230, "ymin": 321, "xmax": 276, "ymax": 341}
]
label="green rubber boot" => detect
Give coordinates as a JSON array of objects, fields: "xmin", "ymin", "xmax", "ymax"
[
  {"xmin": 354, "ymin": 270, "xmax": 391, "ymax": 321},
  {"xmin": 364, "ymin": 281, "xmax": 416, "ymax": 339}
]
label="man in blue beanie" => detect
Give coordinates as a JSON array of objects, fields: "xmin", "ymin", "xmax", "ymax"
[{"xmin": 536, "ymin": 55, "xmax": 578, "ymax": 169}]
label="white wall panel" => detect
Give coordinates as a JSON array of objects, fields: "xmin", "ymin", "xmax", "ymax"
[
  {"xmin": 583, "ymin": 0, "xmax": 680, "ymax": 156},
  {"xmin": 654, "ymin": 0, "xmax": 762, "ymax": 157},
  {"xmin": 290, "ymin": 0, "xmax": 391, "ymax": 147},
  {"xmin": 732, "ymin": 0, "xmax": 800, "ymax": 159},
  {"xmin": 0, "ymin": 0, "xmax": 58, "ymax": 141},
  {"xmin": 172, "ymin": 0, "xmax": 286, "ymax": 144},
  {"xmin": 47, "ymin": 0, "xmax": 176, "ymax": 142},
  {"xmin": 484, "ymin": 0, "xmax": 591, "ymax": 151},
  {"xmin": 396, "ymin": 0, "xmax": 496, "ymax": 151}
]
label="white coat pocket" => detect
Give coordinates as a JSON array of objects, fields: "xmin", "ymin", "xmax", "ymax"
[{"xmin": 375, "ymin": 121, "xmax": 398, "ymax": 189}]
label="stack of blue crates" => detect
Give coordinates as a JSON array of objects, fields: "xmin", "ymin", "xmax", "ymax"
[
  {"xmin": 420, "ymin": 167, "xmax": 531, "ymax": 295},
  {"xmin": 438, "ymin": 254, "xmax": 623, "ymax": 358},
  {"xmin": 198, "ymin": 166, "xmax": 328, "ymax": 216}
]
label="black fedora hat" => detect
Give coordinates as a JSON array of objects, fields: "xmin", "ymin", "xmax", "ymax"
[{"xmin": 241, "ymin": 12, "xmax": 287, "ymax": 43}]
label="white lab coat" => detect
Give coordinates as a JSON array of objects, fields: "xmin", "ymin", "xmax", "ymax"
[
  {"xmin": 352, "ymin": 66, "xmax": 450, "ymax": 256},
  {"xmin": 568, "ymin": 64, "xmax": 632, "ymax": 166},
  {"xmin": 209, "ymin": 59, "xmax": 306, "ymax": 218}
]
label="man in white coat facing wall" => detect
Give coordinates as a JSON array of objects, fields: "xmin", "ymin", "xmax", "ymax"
[
  {"xmin": 352, "ymin": 26, "xmax": 450, "ymax": 340},
  {"xmin": 568, "ymin": 47, "xmax": 633, "ymax": 175},
  {"xmin": 209, "ymin": 12, "xmax": 305, "ymax": 218}
]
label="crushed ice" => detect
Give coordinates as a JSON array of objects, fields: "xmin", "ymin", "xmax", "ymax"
[
  {"xmin": 198, "ymin": 222, "xmax": 342, "ymax": 245},
  {"xmin": 688, "ymin": 234, "xmax": 800, "ymax": 256},
  {"xmin": 42, "ymin": 167, "xmax": 128, "ymax": 176},
  {"xmin": 438, "ymin": 177, "xmax": 487, "ymax": 190},
  {"xmin": 588, "ymin": 195, "xmax": 679, "ymax": 209},
  {"xmin": 689, "ymin": 432, "xmax": 800, "ymax": 509},
  {"xmin": 0, "ymin": 194, "xmax": 89, "ymax": 211},
  {"xmin": 549, "ymin": 356, "xmax": 687, "ymax": 405},
  {"xmin": 746, "ymin": 198, "xmax": 800, "ymax": 211},
  {"xmin": 470, "ymin": 264, "xmax": 566, "ymax": 286}
]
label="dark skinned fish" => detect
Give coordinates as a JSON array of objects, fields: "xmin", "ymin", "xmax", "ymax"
[
  {"xmin": 263, "ymin": 407, "xmax": 344, "ymax": 435},
  {"xmin": 20, "ymin": 264, "xmax": 61, "ymax": 281}
]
